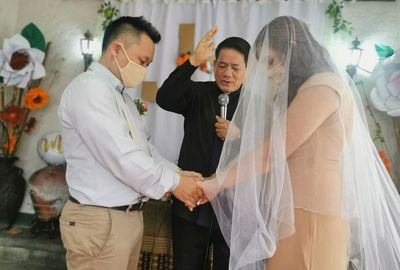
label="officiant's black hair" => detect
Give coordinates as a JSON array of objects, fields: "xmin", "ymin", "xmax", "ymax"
[
  {"xmin": 216, "ymin": 37, "xmax": 251, "ymax": 65},
  {"xmin": 102, "ymin": 16, "xmax": 161, "ymax": 52}
]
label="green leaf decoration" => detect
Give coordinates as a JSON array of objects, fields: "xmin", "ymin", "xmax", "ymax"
[
  {"xmin": 325, "ymin": 0, "xmax": 353, "ymax": 36},
  {"xmin": 375, "ymin": 43, "xmax": 394, "ymax": 59},
  {"xmin": 21, "ymin": 23, "xmax": 46, "ymax": 52},
  {"xmin": 98, "ymin": 1, "xmax": 119, "ymax": 31}
]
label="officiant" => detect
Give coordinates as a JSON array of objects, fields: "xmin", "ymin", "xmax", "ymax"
[{"xmin": 156, "ymin": 27, "xmax": 250, "ymax": 270}]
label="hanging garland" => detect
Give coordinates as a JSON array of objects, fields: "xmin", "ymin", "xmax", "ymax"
[
  {"xmin": 325, "ymin": 0, "xmax": 354, "ymax": 36},
  {"xmin": 98, "ymin": 0, "xmax": 354, "ymax": 35}
]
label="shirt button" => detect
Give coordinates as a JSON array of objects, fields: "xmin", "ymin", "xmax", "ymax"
[{"xmin": 116, "ymin": 83, "xmax": 124, "ymax": 93}]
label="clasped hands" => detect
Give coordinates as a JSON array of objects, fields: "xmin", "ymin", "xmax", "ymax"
[{"xmin": 171, "ymin": 170, "xmax": 215, "ymax": 211}]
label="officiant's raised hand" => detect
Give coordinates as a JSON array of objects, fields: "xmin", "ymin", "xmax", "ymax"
[
  {"xmin": 172, "ymin": 171, "xmax": 204, "ymax": 211},
  {"xmin": 189, "ymin": 26, "xmax": 218, "ymax": 67}
]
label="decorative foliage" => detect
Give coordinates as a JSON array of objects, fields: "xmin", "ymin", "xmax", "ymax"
[
  {"xmin": 366, "ymin": 104, "xmax": 398, "ymax": 181},
  {"xmin": 0, "ymin": 23, "xmax": 50, "ymax": 157},
  {"xmin": 100, "ymin": 0, "xmax": 351, "ymax": 38},
  {"xmin": 325, "ymin": 0, "xmax": 353, "ymax": 36},
  {"xmin": 20, "ymin": 23, "xmax": 46, "ymax": 52},
  {"xmin": 359, "ymin": 75, "xmax": 399, "ymax": 187},
  {"xmin": 98, "ymin": 1, "xmax": 121, "ymax": 30},
  {"xmin": 372, "ymin": 122, "xmax": 384, "ymax": 143}
]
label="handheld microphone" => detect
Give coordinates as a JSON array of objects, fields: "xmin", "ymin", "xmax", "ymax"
[{"xmin": 218, "ymin": 93, "xmax": 229, "ymax": 119}]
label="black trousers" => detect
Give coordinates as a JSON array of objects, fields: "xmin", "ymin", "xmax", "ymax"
[{"xmin": 171, "ymin": 215, "xmax": 230, "ymax": 270}]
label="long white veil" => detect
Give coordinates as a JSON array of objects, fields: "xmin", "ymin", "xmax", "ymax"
[{"xmin": 204, "ymin": 16, "xmax": 400, "ymax": 270}]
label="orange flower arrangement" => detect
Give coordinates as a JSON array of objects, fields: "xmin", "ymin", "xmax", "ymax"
[
  {"xmin": 177, "ymin": 51, "xmax": 213, "ymax": 74},
  {"xmin": 199, "ymin": 61, "xmax": 209, "ymax": 72},
  {"xmin": 0, "ymin": 23, "xmax": 51, "ymax": 157},
  {"xmin": 378, "ymin": 150, "xmax": 392, "ymax": 173},
  {"xmin": 0, "ymin": 105, "xmax": 26, "ymax": 127},
  {"xmin": 0, "ymin": 85, "xmax": 50, "ymax": 156},
  {"xmin": 3, "ymin": 133, "xmax": 17, "ymax": 153},
  {"xmin": 177, "ymin": 52, "xmax": 191, "ymax": 66},
  {"xmin": 23, "ymin": 86, "xmax": 50, "ymax": 110}
]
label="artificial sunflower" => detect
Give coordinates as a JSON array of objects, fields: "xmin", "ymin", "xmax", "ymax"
[
  {"xmin": 23, "ymin": 86, "xmax": 50, "ymax": 110},
  {"xmin": 0, "ymin": 105, "xmax": 26, "ymax": 127}
]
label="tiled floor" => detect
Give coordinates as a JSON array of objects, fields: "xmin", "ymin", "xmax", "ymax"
[{"xmin": 0, "ymin": 222, "xmax": 66, "ymax": 270}]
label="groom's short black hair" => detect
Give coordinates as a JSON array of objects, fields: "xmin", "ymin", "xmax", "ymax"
[
  {"xmin": 102, "ymin": 16, "xmax": 161, "ymax": 52},
  {"xmin": 216, "ymin": 37, "xmax": 251, "ymax": 65}
]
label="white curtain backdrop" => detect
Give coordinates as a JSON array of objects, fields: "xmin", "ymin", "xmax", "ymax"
[{"xmin": 116, "ymin": 0, "xmax": 328, "ymax": 163}]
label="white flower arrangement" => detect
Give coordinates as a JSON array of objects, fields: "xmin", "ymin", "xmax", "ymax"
[{"xmin": 0, "ymin": 33, "xmax": 46, "ymax": 88}]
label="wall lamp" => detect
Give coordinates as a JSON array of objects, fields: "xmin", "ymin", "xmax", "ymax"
[{"xmin": 80, "ymin": 30, "xmax": 94, "ymax": 71}]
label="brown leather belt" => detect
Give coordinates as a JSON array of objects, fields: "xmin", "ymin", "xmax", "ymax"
[{"xmin": 69, "ymin": 196, "xmax": 144, "ymax": 211}]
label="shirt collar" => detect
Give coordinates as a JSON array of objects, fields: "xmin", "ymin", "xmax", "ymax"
[
  {"xmin": 215, "ymin": 83, "xmax": 242, "ymax": 99},
  {"xmin": 88, "ymin": 61, "xmax": 125, "ymax": 94}
]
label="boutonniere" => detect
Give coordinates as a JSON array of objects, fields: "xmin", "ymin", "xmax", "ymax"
[{"xmin": 134, "ymin": 99, "xmax": 148, "ymax": 116}]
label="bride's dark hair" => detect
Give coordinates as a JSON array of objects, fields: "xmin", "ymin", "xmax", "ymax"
[{"xmin": 255, "ymin": 16, "xmax": 335, "ymax": 106}]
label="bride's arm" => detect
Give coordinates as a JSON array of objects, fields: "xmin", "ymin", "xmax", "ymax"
[{"xmin": 207, "ymin": 85, "xmax": 340, "ymax": 193}]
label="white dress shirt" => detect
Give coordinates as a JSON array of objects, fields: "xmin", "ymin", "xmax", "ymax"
[{"xmin": 58, "ymin": 61, "xmax": 180, "ymax": 207}]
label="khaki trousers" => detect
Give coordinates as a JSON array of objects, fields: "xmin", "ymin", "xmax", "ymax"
[{"xmin": 60, "ymin": 200, "xmax": 143, "ymax": 270}]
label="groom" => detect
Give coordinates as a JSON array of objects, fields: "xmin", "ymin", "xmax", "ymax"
[
  {"xmin": 58, "ymin": 16, "xmax": 204, "ymax": 270},
  {"xmin": 157, "ymin": 27, "xmax": 250, "ymax": 270}
]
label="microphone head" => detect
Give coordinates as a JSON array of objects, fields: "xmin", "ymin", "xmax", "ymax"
[{"xmin": 218, "ymin": 93, "xmax": 229, "ymax": 105}]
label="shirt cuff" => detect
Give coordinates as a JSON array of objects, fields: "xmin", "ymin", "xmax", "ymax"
[
  {"xmin": 166, "ymin": 169, "xmax": 180, "ymax": 192},
  {"xmin": 163, "ymin": 160, "xmax": 179, "ymax": 172},
  {"xmin": 183, "ymin": 58, "xmax": 198, "ymax": 71}
]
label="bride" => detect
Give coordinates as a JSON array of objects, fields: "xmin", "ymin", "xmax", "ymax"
[{"xmin": 200, "ymin": 16, "xmax": 400, "ymax": 270}]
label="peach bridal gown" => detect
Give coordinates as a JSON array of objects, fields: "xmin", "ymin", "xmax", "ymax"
[{"xmin": 266, "ymin": 72, "xmax": 353, "ymax": 270}]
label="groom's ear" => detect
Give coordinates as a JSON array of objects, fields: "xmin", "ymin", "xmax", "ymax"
[{"xmin": 109, "ymin": 41, "xmax": 122, "ymax": 57}]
